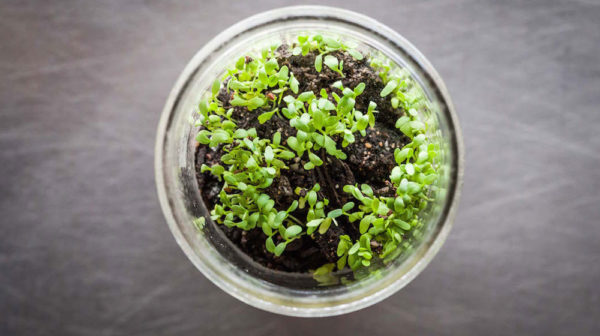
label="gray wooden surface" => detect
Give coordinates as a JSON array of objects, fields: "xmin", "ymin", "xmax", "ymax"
[{"xmin": 1, "ymin": 1, "xmax": 599, "ymax": 335}]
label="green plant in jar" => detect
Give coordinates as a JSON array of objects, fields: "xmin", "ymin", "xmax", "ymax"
[{"xmin": 194, "ymin": 34, "xmax": 440, "ymax": 281}]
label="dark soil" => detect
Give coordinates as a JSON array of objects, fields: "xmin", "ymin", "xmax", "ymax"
[{"xmin": 195, "ymin": 45, "xmax": 409, "ymax": 272}]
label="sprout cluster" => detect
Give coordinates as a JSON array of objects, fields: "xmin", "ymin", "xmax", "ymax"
[{"xmin": 194, "ymin": 34, "xmax": 440, "ymax": 277}]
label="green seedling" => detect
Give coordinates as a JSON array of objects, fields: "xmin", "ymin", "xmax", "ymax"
[{"xmin": 193, "ymin": 34, "xmax": 440, "ymax": 279}]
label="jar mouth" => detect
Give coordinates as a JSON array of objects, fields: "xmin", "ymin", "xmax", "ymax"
[{"xmin": 155, "ymin": 5, "xmax": 464, "ymax": 317}]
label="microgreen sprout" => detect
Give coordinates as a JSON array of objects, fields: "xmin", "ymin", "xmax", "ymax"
[
  {"xmin": 193, "ymin": 34, "xmax": 440, "ymax": 280},
  {"xmin": 292, "ymin": 34, "xmax": 364, "ymax": 76},
  {"xmin": 323, "ymin": 55, "xmax": 345, "ymax": 77}
]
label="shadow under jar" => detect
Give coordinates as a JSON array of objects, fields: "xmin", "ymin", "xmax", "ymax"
[{"xmin": 155, "ymin": 6, "xmax": 464, "ymax": 317}]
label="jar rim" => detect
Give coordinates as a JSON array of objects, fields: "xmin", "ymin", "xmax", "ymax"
[{"xmin": 155, "ymin": 5, "xmax": 464, "ymax": 317}]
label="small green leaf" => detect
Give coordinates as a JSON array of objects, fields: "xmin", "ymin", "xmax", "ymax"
[
  {"xmin": 368, "ymin": 101, "xmax": 377, "ymax": 113},
  {"xmin": 245, "ymin": 156, "xmax": 258, "ymax": 169},
  {"xmin": 287, "ymin": 200, "xmax": 298, "ymax": 213},
  {"xmin": 301, "ymin": 43, "xmax": 310, "ymax": 56},
  {"xmin": 417, "ymin": 150, "xmax": 429, "ymax": 163},
  {"xmin": 287, "ymin": 136, "xmax": 299, "ymax": 151},
  {"xmin": 310, "ymin": 133, "xmax": 324, "ymax": 147},
  {"xmin": 233, "ymin": 129, "xmax": 248, "ymax": 138},
  {"xmin": 235, "ymin": 57, "xmax": 245, "ymax": 70},
  {"xmin": 278, "ymin": 65, "xmax": 289, "ymax": 81},
  {"xmin": 274, "ymin": 242, "xmax": 287, "ymax": 256},
  {"xmin": 394, "ymin": 219, "xmax": 411, "ymax": 230},
  {"xmin": 359, "ymin": 251, "xmax": 372, "ymax": 260},
  {"xmin": 265, "ymin": 58, "xmax": 279, "ymax": 73},
  {"xmin": 399, "ymin": 178, "xmax": 408, "ymax": 193},
  {"xmin": 223, "ymin": 173, "xmax": 236, "ymax": 185},
  {"xmin": 320, "ymin": 88, "xmax": 328, "ymax": 98},
  {"xmin": 324, "ymin": 137, "xmax": 338, "ymax": 156},
  {"xmin": 360, "ymin": 184, "xmax": 374, "ymax": 197},
  {"xmin": 262, "ymin": 222, "xmax": 272, "ymax": 236},
  {"xmin": 248, "ymin": 97, "xmax": 265, "ymax": 110},
  {"xmin": 211, "ymin": 80, "xmax": 221, "ymax": 96},
  {"xmin": 380, "ymin": 80, "xmax": 398, "ymax": 97},
  {"xmin": 210, "ymin": 129, "xmax": 230, "ymax": 146},
  {"xmin": 423, "ymin": 174, "xmax": 437, "ymax": 185},
  {"xmin": 196, "ymin": 130, "xmax": 210, "ymax": 144},
  {"xmin": 258, "ymin": 70, "xmax": 268, "ymax": 85},
  {"xmin": 323, "ymin": 37, "xmax": 341, "ymax": 48},
  {"xmin": 279, "ymin": 150, "xmax": 295, "ymax": 160},
  {"xmin": 211, "ymin": 165, "xmax": 224, "ymax": 175},
  {"xmin": 285, "ymin": 225, "xmax": 302, "ymax": 238},
  {"xmin": 297, "ymin": 128, "xmax": 308, "ymax": 141},
  {"xmin": 318, "ymin": 217, "xmax": 332, "ymax": 234},
  {"xmin": 312, "ymin": 109, "xmax": 325, "ymax": 129},
  {"xmin": 337, "ymin": 255, "xmax": 347, "ymax": 270},
  {"xmin": 307, "ymin": 190, "xmax": 317, "ymax": 206},
  {"xmin": 324, "ymin": 55, "xmax": 339, "ymax": 71},
  {"xmin": 258, "ymin": 110, "xmax": 275, "ymax": 124},
  {"xmin": 318, "ymin": 98, "xmax": 336, "ymax": 111},
  {"xmin": 348, "ymin": 49, "xmax": 363, "ymax": 60},
  {"xmin": 304, "ymin": 161, "xmax": 315, "ymax": 170},
  {"xmin": 268, "ymin": 74, "xmax": 279, "ymax": 87},
  {"xmin": 338, "ymin": 96, "xmax": 355, "ymax": 114},
  {"xmin": 307, "ymin": 218, "xmax": 324, "ymax": 227},
  {"xmin": 348, "ymin": 242, "xmax": 360, "ymax": 255},
  {"xmin": 407, "ymin": 181, "xmax": 421, "ymax": 194},
  {"xmin": 405, "ymin": 163, "xmax": 415, "ymax": 175},
  {"xmin": 313, "ymin": 262, "xmax": 335, "ymax": 276},
  {"xmin": 359, "ymin": 216, "xmax": 372, "ymax": 234},
  {"xmin": 257, "ymin": 194, "xmax": 269, "ymax": 209},
  {"xmin": 298, "ymin": 91, "xmax": 315, "ymax": 102},
  {"xmin": 337, "ymin": 242, "xmax": 348, "ymax": 258},
  {"xmin": 327, "ymin": 209, "xmax": 343, "ymax": 218},
  {"xmin": 394, "ymin": 197, "xmax": 404, "ymax": 212},
  {"xmin": 242, "ymin": 138, "xmax": 254, "ymax": 150},
  {"xmin": 289, "ymin": 74, "xmax": 299, "ymax": 94},
  {"xmin": 266, "ymin": 237, "xmax": 276, "ymax": 253},
  {"xmin": 343, "ymin": 132, "xmax": 355, "ymax": 145},
  {"xmin": 395, "ymin": 116, "xmax": 410, "ymax": 130},
  {"xmin": 265, "ymin": 167, "xmax": 276, "ymax": 175},
  {"xmin": 308, "ymin": 152, "xmax": 323, "ymax": 166},
  {"xmin": 265, "ymin": 146, "xmax": 274, "ymax": 163},
  {"xmin": 414, "ymin": 134, "xmax": 426, "ymax": 145},
  {"xmin": 273, "ymin": 131, "xmax": 281, "ymax": 146},
  {"xmin": 394, "ymin": 147, "xmax": 411, "ymax": 164},
  {"xmin": 390, "ymin": 166, "xmax": 403, "ymax": 183},
  {"xmin": 199, "ymin": 100, "xmax": 209, "ymax": 116},
  {"xmin": 270, "ymin": 211, "xmax": 283, "ymax": 227},
  {"xmin": 354, "ymin": 82, "xmax": 365, "ymax": 96},
  {"xmin": 342, "ymin": 202, "xmax": 355, "ymax": 212},
  {"xmin": 315, "ymin": 54, "xmax": 323, "ymax": 72}
]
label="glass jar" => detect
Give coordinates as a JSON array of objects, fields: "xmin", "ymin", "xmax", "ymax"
[{"xmin": 155, "ymin": 6, "xmax": 464, "ymax": 317}]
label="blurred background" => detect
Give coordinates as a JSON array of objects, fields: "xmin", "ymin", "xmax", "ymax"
[{"xmin": 1, "ymin": 1, "xmax": 599, "ymax": 335}]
